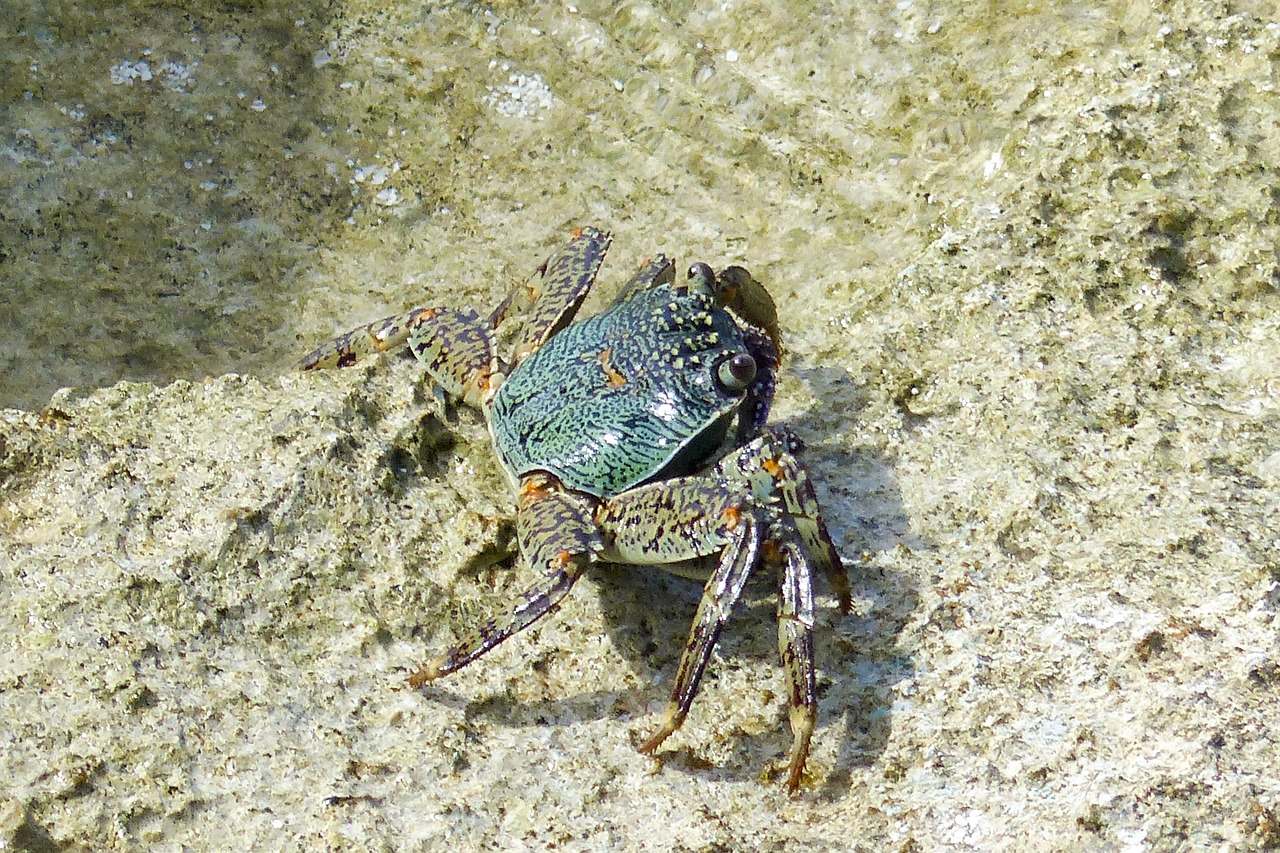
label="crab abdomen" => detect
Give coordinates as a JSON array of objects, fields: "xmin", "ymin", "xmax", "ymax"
[{"xmin": 489, "ymin": 284, "xmax": 748, "ymax": 497}]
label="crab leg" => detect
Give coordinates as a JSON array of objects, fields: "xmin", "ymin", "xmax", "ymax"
[
  {"xmin": 405, "ymin": 308, "xmax": 496, "ymax": 407},
  {"xmin": 633, "ymin": 507, "xmax": 762, "ymax": 757},
  {"xmin": 300, "ymin": 305, "xmax": 498, "ymax": 405},
  {"xmin": 407, "ymin": 474, "xmax": 602, "ymax": 687},
  {"xmin": 720, "ymin": 429, "xmax": 853, "ymax": 614},
  {"xmin": 595, "ymin": 429, "xmax": 849, "ymax": 792},
  {"xmin": 593, "ymin": 479, "xmax": 765, "ymax": 738},
  {"xmin": 300, "ymin": 227, "xmax": 612, "ymax": 404},
  {"xmin": 775, "ymin": 524, "xmax": 818, "ymax": 793},
  {"xmin": 608, "ymin": 255, "xmax": 676, "ymax": 307},
  {"xmin": 298, "ymin": 308, "xmax": 441, "ymax": 370},
  {"xmin": 490, "ymin": 226, "xmax": 612, "ymax": 367}
]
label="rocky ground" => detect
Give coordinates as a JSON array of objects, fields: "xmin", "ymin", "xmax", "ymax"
[{"xmin": 2, "ymin": 1, "xmax": 1279, "ymax": 850}]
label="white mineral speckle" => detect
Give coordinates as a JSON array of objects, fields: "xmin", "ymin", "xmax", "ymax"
[
  {"xmin": 483, "ymin": 72, "xmax": 554, "ymax": 119},
  {"xmin": 109, "ymin": 59, "xmax": 153, "ymax": 85}
]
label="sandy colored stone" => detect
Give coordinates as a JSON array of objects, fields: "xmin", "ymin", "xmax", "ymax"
[{"xmin": 3, "ymin": 1, "xmax": 1280, "ymax": 850}]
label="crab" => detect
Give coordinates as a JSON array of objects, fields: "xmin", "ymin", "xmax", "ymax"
[{"xmin": 300, "ymin": 226, "xmax": 851, "ymax": 793}]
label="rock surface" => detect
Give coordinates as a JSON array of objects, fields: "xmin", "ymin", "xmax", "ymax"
[{"xmin": 3, "ymin": 1, "xmax": 1280, "ymax": 850}]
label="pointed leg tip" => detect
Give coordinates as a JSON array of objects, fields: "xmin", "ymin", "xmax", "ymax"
[
  {"xmin": 637, "ymin": 707, "xmax": 684, "ymax": 756},
  {"xmin": 782, "ymin": 747, "xmax": 813, "ymax": 796},
  {"xmin": 406, "ymin": 659, "xmax": 445, "ymax": 689},
  {"xmin": 636, "ymin": 727, "xmax": 671, "ymax": 756},
  {"xmin": 783, "ymin": 706, "xmax": 815, "ymax": 794}
]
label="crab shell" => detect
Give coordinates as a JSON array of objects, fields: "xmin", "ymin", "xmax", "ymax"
[{"xmin": 488, "ymin": 264, "xmax": 765, "ymax": 497}]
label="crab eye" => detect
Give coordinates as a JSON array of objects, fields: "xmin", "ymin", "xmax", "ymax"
[
  {"xmin": 716, "ymin": 352, "xmax": 757, "ymax": 391},
  {"xmin": 684, "ymin": 262, "xmax": 716, "ymax": 295},
  {"xmin": 687, "ymin": 262, "xmax": 714, "ymax": 282}
]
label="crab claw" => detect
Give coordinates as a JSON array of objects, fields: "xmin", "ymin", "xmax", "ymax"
[{"xmin": 713, "ymin": 266, "xmax": 783, "ymax": 364}]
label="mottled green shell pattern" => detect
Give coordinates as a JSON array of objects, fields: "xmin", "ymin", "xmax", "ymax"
[{"xmin": 489, "ymin": 273, "xmax": 751, "ymax": 497}]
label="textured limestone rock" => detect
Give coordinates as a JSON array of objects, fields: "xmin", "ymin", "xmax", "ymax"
[{"xmin": 3, "ymin": 1, "xmax": 1279, "ymax": 849}]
